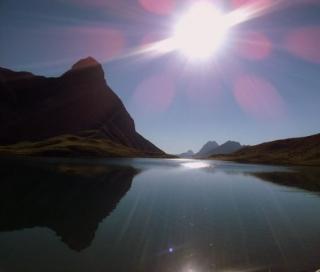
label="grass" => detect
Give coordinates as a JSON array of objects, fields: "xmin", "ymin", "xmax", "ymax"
[
  {"xmin": 211, "ymin": 133, "xmax": 320, "ymax": 166},
  {"xmin": 213, "ymin": 152, "xmax": 320, "ymax": 166},
  {"xmin": 0, "ymin": 133, "xmax": 168, "ymax": 158}
]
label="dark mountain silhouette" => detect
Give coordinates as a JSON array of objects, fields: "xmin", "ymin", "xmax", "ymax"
[
  {"xmin": 212, "ymin": 133, "xmax": 320, "ymax": 166},
  {"xmin": 0, "ymin": 57, "xmax": 164, "ymax": 157},
  {"xmin": 194, "ymin": 140, "xmax": 243, "ymax": 158},
  {"xmin": 195, "ymin": 141, "xmax": 219, "ymax": 157},
  {"xmin": 178, "ymin": 150, "xmax": 194, "ymax": 158},
  {"xmin": 0, "ymin": 158, "xmax": 139, "ymax": 251},
  {"xmin": 209, "ymin": 141, "xmax": 243, "ymax": 156}
]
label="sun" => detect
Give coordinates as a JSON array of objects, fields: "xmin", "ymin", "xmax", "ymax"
[{"xmin": 172, "ymin": 2, "xmax": 229, "ymax": 60}]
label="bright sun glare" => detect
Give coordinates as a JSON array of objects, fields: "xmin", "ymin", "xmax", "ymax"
[{"xmin": 172, "ymin": 2, "xmax": 229, "ymax": 60}]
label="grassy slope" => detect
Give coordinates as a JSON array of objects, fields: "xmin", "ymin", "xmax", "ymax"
[
  {"xmin": 0, "ymin": 133, "xmax": 170, "ymax": 158},
  {"xmin": 211, "ymin": 133, "xmax": 320, "ymax": 166}
]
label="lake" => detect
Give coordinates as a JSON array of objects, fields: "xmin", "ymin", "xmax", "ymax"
[{"xmin": 0, "ymin": 157, "xmax": 320, "ymax": 272}]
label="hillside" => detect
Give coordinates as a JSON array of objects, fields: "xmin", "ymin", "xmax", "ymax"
[
  {"xmin": 0, "ymin": 57, "xmax": 165, "ymax": 157},
  {"xmin": 212, "ymin": 133, "xmax": 320, "ymax": 166},
  {"xmin": 0, "ymin": 132, "xmax": 170, "ymax": 158}
]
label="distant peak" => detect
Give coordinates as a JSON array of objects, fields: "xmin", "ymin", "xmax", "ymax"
[
  {"xmin": 224, "ymin": 141, "xmax": 240, "ymax": 145},
  {"xmin": 71, "ymin": 57, "xmax": 101, "ymax": 70},
  {"xmin": 207, "ymin": 141, "xmax": 218, "ymax": 144},
  {"xmin": 203, "ymin": 141, "xmax": 218, "ymax": 147}
]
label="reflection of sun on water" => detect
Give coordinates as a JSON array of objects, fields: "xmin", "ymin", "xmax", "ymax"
[
  {"xmin": 182, "ymin": 264, "xmax": 201, "ymax": 272},
  {"xmin": 181, "ymin": 161, "xmax": 210, "ymax": 169}
]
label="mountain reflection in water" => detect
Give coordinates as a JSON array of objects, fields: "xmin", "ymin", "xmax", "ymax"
[
  {"xmin": 0, "ymin": 158, "xmax": 139, "ymax": 251},
  {"xmin": 0, "ymin": 158, "xmax": 320, "ymax": 272}
]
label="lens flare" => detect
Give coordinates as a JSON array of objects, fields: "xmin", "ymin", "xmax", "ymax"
[
  {"xmin": 138, "ymin": 0, "xmax": 176, "ymax": 15},
  {"xmin": 234, "ymin": 74, "xmax": 286, "ymax": 120},
  {"xmin": 284, "ymin": 26, "xmax": 320, "ymax": 64},
  {"xmin": 236, "ymin": 32, "xmax": 272, "ymax": 60}
]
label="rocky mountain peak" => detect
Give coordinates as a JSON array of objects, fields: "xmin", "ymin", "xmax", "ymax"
[
  {"xmin": 0, "ymin": 58, "xmax": 164, "ymax": 155},
  {"xmin": 71, "ymin": 56, "xmax": 101, "ymax": 71}
]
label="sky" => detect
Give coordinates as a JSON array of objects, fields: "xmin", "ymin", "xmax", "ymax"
[{"xmin": 0, "ymin": 0, "xmax": 320, "ymax": 154}]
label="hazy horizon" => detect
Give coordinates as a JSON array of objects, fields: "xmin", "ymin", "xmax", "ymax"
[{"xmin": 1, "ymin": 0, "xmax": 319, "ymax": 153}]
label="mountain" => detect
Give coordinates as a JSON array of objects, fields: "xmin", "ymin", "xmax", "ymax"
[
  {"xmin": 178, "ymin": 150, "xmax": 194, "ymax": 158},
  {"xmin": 209, "ymin": 141, "xmax": 243, "ymax": 155},
  {"xmin": 194, "ymin": 140, "xmax": 243, "ymax": 158},
  {"xmin": 195, "ymin": 141, "xmax": 219, "ymax": 157},
  {"xmin": 0, "ymin": 57, "xmax": 165, "ymax": 157},
  {"xmin": 211, "ymin": 133, "xmax": 320, "ymax": 166}
]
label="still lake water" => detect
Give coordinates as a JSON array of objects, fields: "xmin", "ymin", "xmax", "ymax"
[{"xmin": 0, "ymin": 157, "xmax": 320, "ymax": 272}]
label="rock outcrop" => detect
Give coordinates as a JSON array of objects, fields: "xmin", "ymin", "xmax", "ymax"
[{"xmin": 0, "ymin": 57, "xmax": 164, "ymax": 155}]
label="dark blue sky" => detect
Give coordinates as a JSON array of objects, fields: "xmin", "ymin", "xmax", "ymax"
[{"xmin": 1, "ymin": 0, "xmax": 319, "ymax": 153}]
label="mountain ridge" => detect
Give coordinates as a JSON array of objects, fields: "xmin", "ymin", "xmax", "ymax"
[
  {"xmin": 194, "ymin": 141, "xmax": 219, "ymax": 157},
  {"xmin": 212, "ymin": 133, "xmax": 320, "ymax": 166},
  {"xmin": 0, "ymin": 57, "xmax": 165, "ymax": 157},
  {"xmin": 178, "ymin": 150, "xmax": 194, "ymax": 158},
  {"xmin": 209, "ymin": 140, "xmax": 243, "ymax": 156},
  {"xmin": 194, "ymin": 140, "xmax": 244, "ymax": 158}
]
